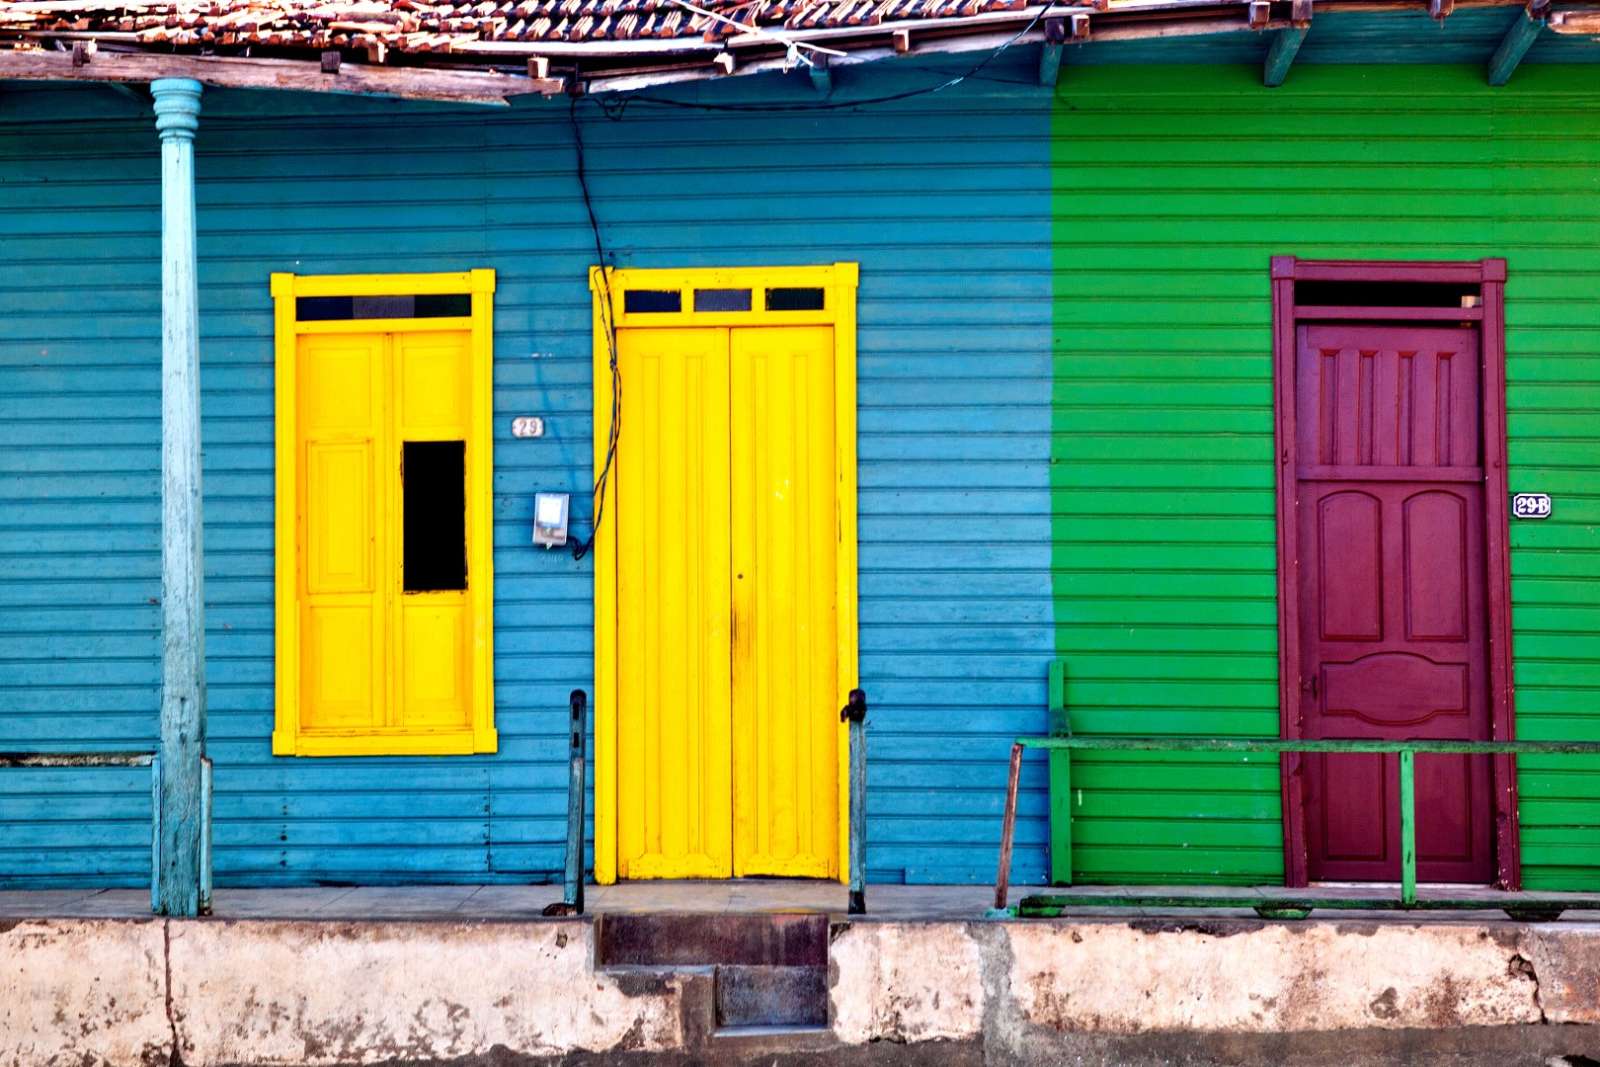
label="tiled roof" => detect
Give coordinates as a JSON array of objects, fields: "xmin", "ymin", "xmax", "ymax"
[{"xmin": 0, "ymin": 0, "xmax": 1031, "ymax": 49}]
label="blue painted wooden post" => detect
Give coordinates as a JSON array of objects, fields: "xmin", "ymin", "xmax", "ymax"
[{"xmin": 152, "ymin": 77, "xmax": 208, "ymax": 918}]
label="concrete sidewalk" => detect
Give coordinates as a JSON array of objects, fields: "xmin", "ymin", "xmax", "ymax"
[{"xmin": 8, "ymin": 879, "xmax": 1597, "ymax": 921}]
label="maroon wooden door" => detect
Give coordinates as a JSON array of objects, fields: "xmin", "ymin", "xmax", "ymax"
[{"xmin": 1294, "ymin": 323, "xmax": 1494, "ymax": 884}]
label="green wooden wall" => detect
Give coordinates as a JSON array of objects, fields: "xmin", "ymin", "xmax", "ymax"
[{"xmin": 1050, "ymin": 63, "xmax": 1600, "ymax": 889}]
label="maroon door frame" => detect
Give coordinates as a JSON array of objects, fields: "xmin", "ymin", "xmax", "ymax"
[{"xmin": 1270, "ymin": 256, "xmax": 1520, "ymax": 890}]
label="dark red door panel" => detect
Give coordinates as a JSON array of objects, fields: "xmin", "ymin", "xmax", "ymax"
[{"xmin": 1294, "ymin": 325, "xmax": 1494, "ymax": 884}]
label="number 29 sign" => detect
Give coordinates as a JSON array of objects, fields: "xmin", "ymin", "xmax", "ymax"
[{"xmin": 1512, "ymin": 493, "xmax": 1552, "ymax": 520}]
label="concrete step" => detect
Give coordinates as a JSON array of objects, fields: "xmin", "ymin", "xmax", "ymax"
[
  {"xmin": 595, "ymin": 911, "xmax": 829, "ymax": 967},
  {"xmin": 715, "ymin": 964, "xmax": 828, "ymax": 1028},
  {"xmin": 710, "ymin": 1024, "xmax": 837, "ymax": 1054}
]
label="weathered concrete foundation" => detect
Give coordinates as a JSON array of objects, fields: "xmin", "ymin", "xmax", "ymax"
[{"xmin": 6, "ymin": 916, "xmax": 1600, "ymax": 1065}]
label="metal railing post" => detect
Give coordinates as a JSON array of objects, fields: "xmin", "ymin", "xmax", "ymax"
[
  {"xmin": 565, "ymin": 689, "xmax": 588, "ymax": 915},
  {"xmin": 200, "ymin": 756, "xmax": 213, "ymax": 914},
  {"xmin": 1399, "ymin": 747, "xmax": 1417, "ymax": 907},
  {"xmin": 150, "ymin": 754, "xmax": 162, "ymax": 914},
  {"xmin": 843, "ymin": 688, "xmax": 868, "ymax": 915},
  {"xmin": 994, "ymin": 741, "xmax": 1024, "ymax": 912}
]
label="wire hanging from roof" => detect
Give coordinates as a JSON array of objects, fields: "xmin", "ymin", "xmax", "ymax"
[{"xmin": 662, "ymin": 0, "xmax": 847, "ymax": 67}]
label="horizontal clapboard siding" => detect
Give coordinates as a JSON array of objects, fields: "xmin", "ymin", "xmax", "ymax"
[
  {"xmin": 0, "ymin": 61, "xmax": 1054, "ymax": 888},
  {"xmin": 1051, "ymin": 64, "xmax": 1600, "ymax": 888}
]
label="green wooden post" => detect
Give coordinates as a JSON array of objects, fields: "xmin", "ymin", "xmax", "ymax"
[
  {"xmin": 152, "ymin": 78, "xmax": 208, "ymax": 918},
  {"xmin": 1399, "ymin": 748, "xmax": 1417, "ymax": 907},
  {"xmin": 1047, "ymin": 660, "xmax": 1071, "ymax": 885}
]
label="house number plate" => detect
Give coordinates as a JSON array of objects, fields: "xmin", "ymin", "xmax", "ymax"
[{"xmin": 1512, "ymin": 493, "xmax": 1552, "ymax": 520}]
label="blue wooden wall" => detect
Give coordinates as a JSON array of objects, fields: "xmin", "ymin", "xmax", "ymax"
[{"xmin": 0, "ymin": 58, "xmax": 1056, "ymax": 888}]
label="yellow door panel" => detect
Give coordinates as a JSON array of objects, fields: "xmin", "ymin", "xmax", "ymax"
[
  {"xmin": 397, "ymin": 332, "xmax": 471, "ymax": 436},
  {"xmin": 400, "ymin": 600, "xmax": 471, "ymax": 728},
  {"xmin": 304, "ymin": 443, "xmax": 375, "ymax": 593},
  {"xmin": 298, "ymin": 332, "xmax": 386, "ymax": 736},
  {"xmin": 300, "ymin": 335, "xmax": 379, "ymax": 432},
  {"xmin": 615, "ymin": 327, "xmax": 734, "ymax": 880},
  {"xmin": 303, "ymin": 605, "xmax": 379, "ymax": 729},
  {"xmin": 730, "ymin": 326, "xmax": 839, "ymax": 879}
]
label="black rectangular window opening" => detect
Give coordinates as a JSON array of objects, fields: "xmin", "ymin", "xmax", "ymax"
[
  {"xmin": 766, "ymin": 286, "xmax": 826, "ymax": 312},
  {"xmin": 694, "ymin": 288, "xmax": 752, "ymax": 312},
  {"xmin": 296, "ymin": 293, "xmax": 471, "ymax": 321},
  {"xmin": 623, "ymin": 289, "xmax": 682, "ymax": 313},
  {"xmin": 402, "ymin": 440, "xmax": 467, "ymax": 592},
  {"xmin": 1294, "ymin": 281, "xmax": 1479, "ymax": 309}
]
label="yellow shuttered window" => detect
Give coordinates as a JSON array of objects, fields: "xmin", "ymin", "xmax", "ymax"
[{"xmin": 270, "ymin": 271, "xmax": 497, "ymax": 757}]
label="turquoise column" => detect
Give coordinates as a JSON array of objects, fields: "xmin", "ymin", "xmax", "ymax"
[{"xmin": 151, "ymin": 78, "xmax": 208, "ymax": 917}]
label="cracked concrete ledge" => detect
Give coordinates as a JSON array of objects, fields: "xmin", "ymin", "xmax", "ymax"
[
  {"xmin": 5, "ymin": 917, "xmax": 1600, "ymax": 1066},
  {"xmin": 829, "ymin": 920, "xmax": 1600, "ymax": 1047}
]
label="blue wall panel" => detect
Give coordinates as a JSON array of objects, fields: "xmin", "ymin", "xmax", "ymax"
[{"xmin": 0, "ymin": 60, "xmax": 1056, "ymax": 889}]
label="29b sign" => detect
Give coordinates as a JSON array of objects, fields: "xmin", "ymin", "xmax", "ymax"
[{"xmin": 1512, "ymin": 493, "xmax": 1553, "ymax": 520}]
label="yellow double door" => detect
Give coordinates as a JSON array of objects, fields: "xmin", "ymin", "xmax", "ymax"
[{"xmin": 615, "ymin": 325, "xmax": 842, "ymax": 880}]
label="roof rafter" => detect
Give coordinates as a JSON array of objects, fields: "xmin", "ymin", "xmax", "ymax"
[
  {"xmin": 1263, "ymin": 0, "xmax": 1311, "ymax": 86},
  {"xmin": 1486, "ymin": 0, "xmax": 1548, "ymax": 84},
  {"xmin": 0, "ymin": 46, "xmax": 558, "ymax": 103}
]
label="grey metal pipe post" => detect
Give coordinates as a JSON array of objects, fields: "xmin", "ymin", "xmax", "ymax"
[
  {"xmin": 564, "ymin": 689, "xmax": 588, "ymax": 914},
  {"xmin": 842, "ymin": 689, "xmax": 868, "ymax": 915}
]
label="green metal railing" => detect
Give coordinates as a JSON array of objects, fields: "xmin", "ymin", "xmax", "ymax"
[{"xmin": 993, "ymin": 735, "xmax": 1600, "ymax": 921}]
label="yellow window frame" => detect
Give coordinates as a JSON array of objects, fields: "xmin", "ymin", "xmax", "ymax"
[
  {"xmin": 270, "ymin": 269, "xmax": 498, "ymax": 757},
  {"xmin": 589, "ymin": 262, "xmax": 861, "ymax": 883}
]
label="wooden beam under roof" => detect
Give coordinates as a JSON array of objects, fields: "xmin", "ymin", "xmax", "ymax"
[
  {"xmin": 1263, "ymin": 0, "xmax": 1312, "ymax": 86},
  {"xmin": 0, "ymin": 47, "xmax": 563, "ymax": 104},
  {"xmin": 808, "ymin": 52, "xmax": 832, "ymax": 95},
  {"xmin": 1548, "ymin": 8, "xmax": 1600, "ymax": 33},
  {"xmin": 1038, "ymin": 16, "xmax": 1066, "ymax": 86},
  {"xmin": 1486, "ymin": 1, "xmax": 1547, "ymax": 84}
]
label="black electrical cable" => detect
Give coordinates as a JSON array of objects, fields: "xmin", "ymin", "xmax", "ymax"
[
  {"xmin": 563, "ymin": 8, "xmax": 1046, "ymax": 558},
  {"xmin": 584, "ymin": 4, "xmax": 1052, "ymax": 115},
  {"xmin": 568, "ymin": 93, "xmax": 622, "ymax": 562}
]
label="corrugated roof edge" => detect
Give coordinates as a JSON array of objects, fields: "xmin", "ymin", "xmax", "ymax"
[{"xmin": 0, "ymin": 0, "xmax": 1590, "ymax": 101}]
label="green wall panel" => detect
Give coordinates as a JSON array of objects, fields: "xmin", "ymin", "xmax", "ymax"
[{"xmin": 1050, "ymin": 63, "xmax": 1600, "ymax": 889}]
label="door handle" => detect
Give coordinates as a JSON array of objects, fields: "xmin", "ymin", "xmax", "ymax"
[{"xmin": 1301, "ymin": 675, "xmax": 1319, "ymax": 699}]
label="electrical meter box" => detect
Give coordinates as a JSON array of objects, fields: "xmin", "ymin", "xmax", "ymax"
[{"xmin": 533, "ymin": 492, "xmax": 569, "ymax": 548}]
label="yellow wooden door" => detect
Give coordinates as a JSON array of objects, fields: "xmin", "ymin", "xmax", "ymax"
[
  {"xmin": 296, "ymin": 328, "xmax": 477, "ymax": 743},
  {"xmin": 730, "ymin": 326, "xmax": 839, "ymax": 878},
  {"xmin": 615, "ymin": 327, "xmax": 735, "ymax": 879},
  {"xmin": 613, "ymin": 323, "xmax": 839, "ymax": 880},
  {"xmin": 298, "ymin": 331, "xmax": 388, "ymax": 733}
]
